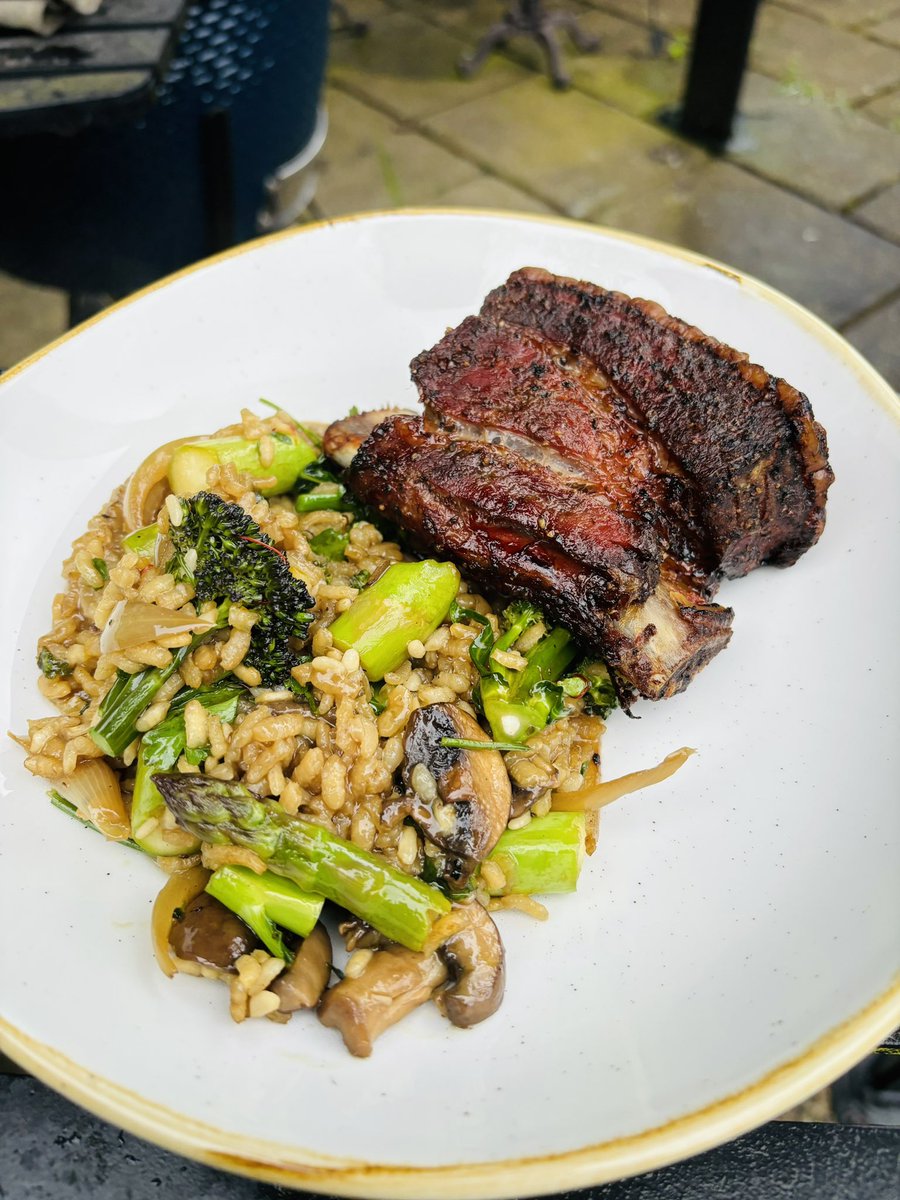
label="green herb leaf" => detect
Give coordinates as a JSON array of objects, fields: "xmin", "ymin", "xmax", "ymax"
[
  {"xmin": 440, "ymin": 736, "xmax": 529, "ymax": 753},
  {"xmin": 37, "ymin": 648, "xmax": 73, "ymax": 678},
  {"xmin": 92, "ymin": 557, "xmax": 110, "ymax": 583},
  {"xmin": 349, "ymin": 569, "xmax": 370, "ymax": 590}
]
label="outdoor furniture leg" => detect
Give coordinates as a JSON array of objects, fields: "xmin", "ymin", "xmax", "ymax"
[
  {"xmin": 459, "ymin": 0, "xmax": 599, "ymax": 91},
  {"xmin": 676, "ymin": 0, "xmax": 762, "ymax": 146},
  {"xmin": 331, "ymin": 2, "xmax": 369, "ymax": 38}
]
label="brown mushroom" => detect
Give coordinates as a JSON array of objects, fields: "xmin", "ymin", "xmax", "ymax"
[
  {"xmin": 270, "ymin": 923, "xmax": 333, "ymax": 1013},
  {"xmin": 402, "ymin": 703, "xmax": 512, "ymax": 885},
  {"xmin": 168, "ymin": 893, "xmax": 259, "ymax": 973},
  {"xmin": 318, "ymin": 945, "xmax": 448, "ymax": 1058},
  {"xmin": 338, "ymin": 916, "xmax": 390, "ymax": 952},
  {"xmin": 434, "ymin": 902, "xmax": 506, "ymax": 1029}
]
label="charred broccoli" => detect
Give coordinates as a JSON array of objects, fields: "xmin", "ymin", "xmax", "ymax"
[{"xmin": 167, "ymin": 491, "xmax": 313, "ymax": 686}]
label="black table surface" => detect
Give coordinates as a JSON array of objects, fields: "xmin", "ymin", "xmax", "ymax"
[
  {"xmin": 1, "ymin": 1069, "xmax": 899, "ymax": 1200},
  {"xmin": 0, "ymin": 0, "xmax": 188, "ymax": 135}
]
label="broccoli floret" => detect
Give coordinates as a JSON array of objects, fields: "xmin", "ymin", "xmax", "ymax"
[{"xmin": 167, "ymin": 492, "xmax": 313, "ymax": 687}]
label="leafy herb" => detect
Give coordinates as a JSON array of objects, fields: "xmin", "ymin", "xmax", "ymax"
[
  {"xmin": 92, "ymin": 557, "xmax": 110, "ymax": 583},
  {"xmin": 349, "ymin": 569, "xmax": 370, "ymax": 590},
  {"xmin": 37, "ymin": 648, "xmax": 73, "ymax": 679},
  {"xmin": 440, "ymin": 737, "xmax": 529, "ymax": 753}
]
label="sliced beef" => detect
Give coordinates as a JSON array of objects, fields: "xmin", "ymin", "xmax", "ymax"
[
  {"xmin": 345, "ymin": 415, "xmax": 732, "ymax": 699},
  {"xmin": 481, "ymin": 267, "xmax": 833, "ymax": 577}
]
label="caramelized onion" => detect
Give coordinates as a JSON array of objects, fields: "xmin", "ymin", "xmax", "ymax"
[
  {"xmin": 100, "ymin": 599, "xmax": 214, "ymax": 654},
  {"xmin": 121, "ymin": 437, "xmax": 197, "ymax": 533},
  {"xmin": 551, "ymin": 747, "xmax": 695, "ymax": 812},
  {"xmin": 151, "ymin": 865, "xmax": 211, "ymax": 979},
  {"xmin": 56, "ymin": 759, "xmax": 130, "ymax": 840}
]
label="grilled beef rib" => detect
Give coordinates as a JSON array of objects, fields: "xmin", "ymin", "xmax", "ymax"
[{"xmin": 326, "ymin": 268, "xmax": 832, "ymax": 701}]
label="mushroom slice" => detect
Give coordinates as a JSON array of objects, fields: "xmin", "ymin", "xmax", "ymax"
[
  {"xmin": 318, "ymin": 945, "xmax": 448, "ymax": 1058},
  {"xmin": 402, "ymin": 703, "xmax": 512, "ymax": 885},
  {"xmin": 168, "ymin": 892, "xmax": 259, "ymax": 973},
  {"xmin": 270, "ymin": 923, "xmax": 332, "ymax": 1013},
  {"xmin": 322, "ymin": 408, "xmax": 412, "ymax": 470},
  {"xmin": 338, "ymin": 916, "xmax": 390, "ymax": 953},
  {"xmin": 434, "ymin": 902, "xmax": 506, "ymax": 1029}
]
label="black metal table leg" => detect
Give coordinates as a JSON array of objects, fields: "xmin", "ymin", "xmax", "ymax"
[
  {"xmin": 676, "ymin": 0, "xmax": 762, "ymax": 147},
  {"xmin": 459, "ymin": 0, "xmax": 599, "ymax": 91}
]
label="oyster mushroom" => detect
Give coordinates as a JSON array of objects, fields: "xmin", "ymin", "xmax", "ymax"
[
  {"xmin": 434, "ymin": 902, "xmax": 505, "ymax": 1029},
  {"xmin": 318, "ymin": 944, "xmax": 448, "ymax": 1058},
  {"xmin": 270, "ymin": 923, "xmax": 332, "ymax": 1013},
  {"xmin": 322, "ymin": 408, "xmax": 412, "ymax": 470},
  {"xmin": 169, "ymin": 892, "xmax": 259, "ymax": 973},
  {"xmin": 402, "ymin": 703, "xmax": 512, "ymax": 885}
]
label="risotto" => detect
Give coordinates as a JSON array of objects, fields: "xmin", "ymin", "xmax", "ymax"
[{"xmin": 15, "ymin": 406, "xmax": 688, "ymax": 1056}]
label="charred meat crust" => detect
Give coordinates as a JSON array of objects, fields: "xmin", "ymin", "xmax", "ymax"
[
  {"xmin": 412, "ymin": 313, "xmax": 714, "ymax": 582},
  {"xmin": 347, "ymin": 415, "xmax": 659, "ymax": 626},
  {"xmin": 481, "ymin": 267, "xmax": 834, "ymax": 578}
]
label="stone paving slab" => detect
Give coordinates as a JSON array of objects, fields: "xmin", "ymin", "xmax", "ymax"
[
  {"xmin": 868, "ymin": 13, "xmax": 900, "ymax": 47},
  {"xmin": 432, "ymin": 172, "xmax": 555, "ymax": 214},
  {"xmin": 562, "ymin": 6, "xmax": 685, "ymax": 120},
  {"xmin": 422, "ymin": 76, "xmax": 706, "ymax": 220},
  {"xmin": 586, "ymin": 0, "xmax": 696, "ymax": 37},
  {"xmin": 728, "ymin": 73, "xmax": 900, "ymax": 209},
  {"xmin": 852, "ymin": 180, "xmax": 900, "ymax": 242},
  {"xmin": 771, "ymin": 0, "xmax": 900, "ymax": 27},
  {"xmin": 0, "ymin": 269, "xmax": 66, "ymax": 370},
  {"xmin": 842, "ymin": 293, "xmax": 900, "ymax": 387},
  {"xmin": 316, "ymin": 87, "xmax": 481, "ymax": 216},
  {"xmin": 858, "ymin": 83, "xmax": 900, "ymax": 127},
  {"xmin": 329, "ymin": 7, "xmax": 527, "ymax": 121},
  {"xmin": 751, "ymin": 4, "xmax": 900, "ymax": 103},
  {"xmin": 584, "ymin": 156, "xmax": 900, "ymax": 327}
]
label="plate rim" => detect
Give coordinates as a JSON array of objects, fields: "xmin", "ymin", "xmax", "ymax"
[{"xmin": 1, "ymin": 208, "xmax": 898, "ymax": 1196}]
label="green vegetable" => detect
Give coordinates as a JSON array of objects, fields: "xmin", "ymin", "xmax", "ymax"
[
  {"xmin": 309, "ymin": 528, "xmax": 349, "ymax": 561},
  {"xmin": 485, "ymin": 812, "xmax": 585, "ymax": 895},
  {"xmin": 37, "ymin": 648, "xmax": 72, "ymax": 679},
  {"xmin": 92, "ymin": 557, "xmax": 110, "ymax": 583},
  {"xmin": 122, "ymin": 523, "xmax": 159, "ymax": 558},
  {"xmin": 90, "ymin": 646, "xmax": 191, "ymax": 758},
  {"xmin": 286, "ymin": 674, "xmax": 319, "ymax": 714},
  {"xmin": 90, "ymin": 602, "xmax": 232, "ymax": 757},
  {"xmin": 294, "ymin": 483, "xmax": 347, "ymax": 513},
  {"xmin": 130, "ymin": 680, "xmax": 244, "ymax": 855},
  {"xmin": 166, "ymin": 491, "xmax": 313, "ymax": 687},
  {"xmin": 579, "ymin": 661, "xmax": 618, "ymax": 718},
  {"xmin": 152, "ymin": 774, "xmax": 451, "ymax": 950},
  {"xmin": 329, "ymin": 560, "xmax": 460, "ymax": 681},
  {"xmin": 258, "ymin": 399, "xmax": 323, "ymax": 449},
  {"xmin": 168, "ymin": 431, "xmax": 319, "ymax": 498},
  {"xmin": 465, "ymin": 601, "xmax": 578, "ymax": 744},
  {"xmin": 205, "ymin": 865, "xmax": 324, "ymax": 960},
  {"xmin": 440, "ymin": 737, "xmax": 527, "ymax": 753},
  {"xmin": 348, "ymin": 569, "xmax": 370, "ymax": 590}
]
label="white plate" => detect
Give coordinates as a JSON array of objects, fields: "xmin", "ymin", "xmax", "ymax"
[{"xmin": 1, "ymin": 211, "xmax": 898, "ymax": 1197}]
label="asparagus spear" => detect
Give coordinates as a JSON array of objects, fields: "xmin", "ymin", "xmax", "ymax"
[
  {"xmin": 168, "ymin": 431, "xmax": 319, "ymax": 498},
  {"xmin": 131, "ymin": 679, "xmax": 245, "ymax": 855},
  {"xmin": 153, "ymin": 774, "xmax": 451, "ymax": 950},
  {"xmin": 484, "ymin": 812, "xmax": 585, "ymax": 895},
  {"xmin": 90, "ymin": 604, "xmax": 230, "ymax": 758},
  {"xmin": 329, "ymin": 560, "xmax": 460, "ymax": 680},
  {"xmin": 205, "ymin": 865, "xmax": 324, "ymax": 960},
  {"xmin": 90, "ymin": 646, "xmax": 191, "ymax": 758}
]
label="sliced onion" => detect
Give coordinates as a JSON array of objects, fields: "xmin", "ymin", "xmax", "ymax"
[
  {"xmin": 151, "ymin": 865, "xmax": 211, "ymax": 979},
  {"xmin": 552, "ymin": 747, "xmax": 695, "ymax": 812},
  {"xmin": 121, "ymin": 437, "xmax": 197, "ymax": 533},
  {"xmin": 100, "ymin": 599, "xmax": 214, "ymax": 654},
  {"xmin": 56, "ymin": 759, "xmax": 130, "ymax": 840}
]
